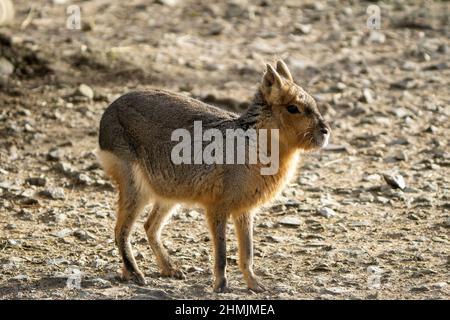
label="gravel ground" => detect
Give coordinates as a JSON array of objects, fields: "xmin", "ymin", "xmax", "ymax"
[{"xmin": 0, "ymin": 0, "xmax": 449, "ymax": 299}]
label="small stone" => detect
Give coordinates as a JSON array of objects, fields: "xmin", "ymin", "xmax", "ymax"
[
  {"xmin": 394, "ymin": 150, "xmax": 408, "ymax": 161},
  {"xmin": 321, "ymin": 287, "xmax": 352, "ymax": 295},
  {"xmin": 73, "ymin": 229, "xmax": 96, "ymax": 241},
  {"xmin": 430, "ymin": 282, "xmax": 447, "ymax": 290},
  {"xmin": 41, "ymin": 187, "xmax": 66, "ymax": 200},
  {"xmin": 86, "ymin": 277, "xmax": 112, "ymax": 288},
  {"xmin": 6, "ymin": 223, "xmax": 17, "ymax": 230},
  {"xmin": 76, "ymin": 173, "xmax": 92, "ymax": 185},
  {"xmin": 47, "ymin": 148, "xmax": 61, "ymax": 161},
  {"xmin": 359, "ymin": 192, "xmax": 375, "ymax": 203},
  {"xmin": 76, "ymin": 84, "xmax": 94, "ymax": 100},
  {"xmin": 360, "ymin": 88, "xmax": 374, "ymax": 104},
  {"xmin": 279, "ymin": 216, "xmax": 301, "ymax": 227},
  {"xmin": 318, "ymin": 207, "xmax": 336, "ymax": 218},
  {"xmin": 187, "ymin": 266, "xmax": 204, "ymax": 273},
  {"xmin": 11, "ymin": 275, "xmax": 29, "ymax": 281},
  {"xmin": 375, "ymin": 196, "xmax": 390, "ymax": 204},
  {"xmin": 25, "ymin": 177, "xmax": 46, "ymax": 187},
  {"xmin": 225, "ymin": 0, "xmax": 251, "ymax": 19},
  {"xmin": 0, "ymin": 57, "xmax": 14, "ymax": 76},
  {"xmin": 410, "ymin": 286, "xmax": 430, "ymax": 293},
  {"xmin": 383, "ymin": 173, "xmax": 406, "ymax": 190},
  {"xmin": 187, "ymin": 210, "xmax": 201, "ymax": 219},
  {"xmin": 53, "ymin": 229, "xmax": 72, "ymax": 238},
  {"xmin": 293, "ymin": 23, "xmax": 312, "ymax": 35},
  {"xmin": 155, "ymin": 0, "xmax": 179, "ymax": 6}
]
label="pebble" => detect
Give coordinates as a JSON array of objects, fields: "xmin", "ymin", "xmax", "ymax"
[
  {"xmin": 41, "ymin": 187, "xmax": 66, "ymax": 200},
  {"xmin": 0, "ymin": 57, "xmax": 14, "ymax": 76},
  {"xmin": 25, "ymin": 177, "xmax": 47, "ymax": 187},
  {"xmin": 318, "ymin": 207, "xmax": 336, "ymax": 218},
  {"xmin": 47, "ymin": 148, "xmax": 61, "ymax": 161},
  {"xmin": 359, "ymin": 192, "xmax": 375, "ymax": 203},
  {"xmin": 155, "ymin": 0, "xmax": 179, "ymax": 6},
  {"xmin": 11, "ymin": 275, "xmax": 29, "ymax": 281},
  {"xmin": 75, "ymin": 84, "xmax": 94, "ymax": 100},
  {"xmin": 73, "ymin": 229, "xmax": 96, "ymax": 241},
  {"xmin": 383, "ymin": 173, "xmax": 406, "ymax": 190},
  {"xmin": 53, "ymin": 228, "xmax": 72, "ymax": 238},
  {"xmin": 279, "ymin": 216, "xmax": 301, "ymax": 227}
]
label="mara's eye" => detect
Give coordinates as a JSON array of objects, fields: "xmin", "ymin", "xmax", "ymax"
[{"xmin": 286, "ymin": 105, "xmax": 300, "ymax": 114}]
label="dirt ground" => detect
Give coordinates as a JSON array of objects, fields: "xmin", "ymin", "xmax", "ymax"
[{"xmin": 0, "ymin": 0, "xmax": 449, "ymax": 300}]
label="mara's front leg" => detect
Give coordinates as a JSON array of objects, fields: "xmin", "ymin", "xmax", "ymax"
[
  {"xmin": 233, "ymin": 212, "xmax": 266, "ymax": 292},
  {"xmin": 206, "ymin": 209, "xmax": 228, "ymax": 293}
]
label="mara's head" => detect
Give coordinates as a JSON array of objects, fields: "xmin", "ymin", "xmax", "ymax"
[{"xmin": 259, "ymin": 60, "xmax": 331, "ymax": 151}]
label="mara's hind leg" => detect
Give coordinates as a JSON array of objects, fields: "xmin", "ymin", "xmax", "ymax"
[
  {"xmin": 114, "ymin": 165, "xmax": 149, "ymax": 285},
  {"xmin": 144, "ymin": 202, "xmax": 185, "ymax": 279}
]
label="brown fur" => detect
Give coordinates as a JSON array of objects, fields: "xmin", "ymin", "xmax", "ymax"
[{"xmin": 97, "ymin": 60, "xmax": 330, "ymax": 292}]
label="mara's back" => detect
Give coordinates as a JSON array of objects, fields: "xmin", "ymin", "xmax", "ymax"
[
  {"xmin": 98, "ymin": 90, "xmax": 239, "ymax": 203},
  {"xmin": 99, "ymin": 90, "xmax": 237, "ymax": 156}
]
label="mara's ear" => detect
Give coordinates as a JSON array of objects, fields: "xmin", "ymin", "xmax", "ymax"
[
  {"xmin": 262, "ymin": 63, "xmax": 283, "ymax": 89},
  {"xmin": 261, "ymin": 63, "xmax": 287, "ymax": 105},
  {"xmin": 276, "ymin": 60, "xmax": 293, "ymax": 82}
]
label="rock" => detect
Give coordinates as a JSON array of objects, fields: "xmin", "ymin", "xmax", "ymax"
[
  {"xmin": 383, "ymin": 173, "xmax": 406, "ymax": 190},
  {"xmin": 225, "ymin": 0, "xmax": 251, "ymax": 19},
  {"xmin": 0, "ymin": 0, "xmax": 14, "ymax": 26},
  {"xmin": 54, "ymin": 161, "xmax": 76, "ymax": 177},
  {"xmin": 84, "ymin": 277, "xmax": 112, "ymax": 288},
  {"xmin": 394, "ymin": 150, "xmax": 408, "ymax": 161},
  {"xmin": 5, "ymin": 223, "xmax": 17, "ymax": 230},
  {"xmin": 279, "ymin": 216, "xmax": 301, "ymax": 227},
  {"xmin": 0, "ymin": 57, "xmax": 14, "ymax": 76},
  {"xmin": 375, "ymin": 196, "xmax": 390, "ymax": 204},
  {"xmin": 76, "ymin": 173, "xmax": 92, "ymax": 185},
  {"xmin": 360, "ymin": 88, "xmax": 374, "ymax": 104},
  {"xmin": 390, "ymin": 78, "xmax": 418, "ymax": 90},
  {"xmin": 52, "ymin": 228, "xmax": 72, "ymax": 238},
  {"xmin": 47, "ymin": 148, "xmax": 61, "ymax": 161},
  {"xmin": 359, "ymin": 192, "xmax": 375, "ymax": 203},
  {"xmin": 410, "ymin": 285, "xmax": 430, "ymax": 293},
  {"xmin": 318, "ymin": 207, "xmax": 336, "ymax": 218},
  {"xmin": 73, "ymin": 229, "xmax": 96, "ymax": 241},
  {"xmin": 293, "ymin": 23, "xmax": 312, "ymax": 35},
  {"xmin": 41, "ymin": 187, "xmax": 66, "ymax": 200},
  {"xmin": 75, "ymin": 84, "xmax": 94, "ymax": 100},
  {"xmin": 11, "ymin": 274, "xmax": 29, "ymax": 281},
  {"xmin": 155, "ymin": 0, "xmax": 179, "ymax": 6},
  {"xmin": 187, "ymin": 266, "xmax": 204, "ymax": 273},
  {"xmin": 430, "ymin": 282, "xmax": 447, "ymax": 290},
  {"xmin": 25, "ymin": 177, "xmax": 46, "ymax": 187},
  {"xmin": 321, "ymin": 287, "xmax": 352, "ymax": 295},
  {"xmin": 187, "ymin": 210, "xmax": 201, "ymax": 219}
]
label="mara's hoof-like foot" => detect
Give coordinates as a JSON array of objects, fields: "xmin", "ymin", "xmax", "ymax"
[
  {"xmin": 247, "ymin": 277, "xmax": 266, "ymax": 293},
  {"xmin": 160, "ymin": 267, "xmax": 186, "ymax": 280},
  {"xmin": 121, "ymin": 270, "xmax": 146, "ymax": 286},
  {"xmin": 213, "ymin": 278, "xmax": 229, "ymax": 293}
]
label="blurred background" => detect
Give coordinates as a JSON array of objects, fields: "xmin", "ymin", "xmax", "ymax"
[{"xmin": 0, "ymin": 0, "xmax": 449, "ymax": 299}]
